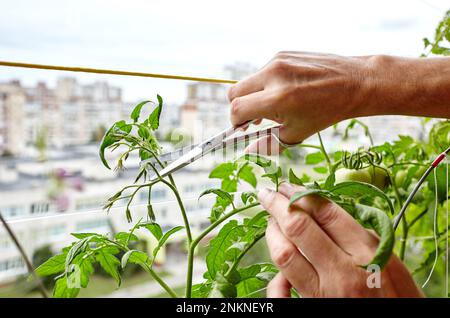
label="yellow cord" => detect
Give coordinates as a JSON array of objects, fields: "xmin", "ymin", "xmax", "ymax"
[{"xmin": 0, "ymin": 60, "xmax": 238, "ymax": 84}]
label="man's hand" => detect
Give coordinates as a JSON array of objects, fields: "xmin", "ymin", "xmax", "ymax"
[
  {"xmin": 227, "ymin": 52, "xmax": 450, "ymax": 152},
  {"xmin": 259, "ymin": 182, "xmax": 423, "ymax": 298}
]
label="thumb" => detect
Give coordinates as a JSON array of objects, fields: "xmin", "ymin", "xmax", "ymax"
[{"xmin": 267, "ymin": 272, "xmax": 292, "ymax": 298}]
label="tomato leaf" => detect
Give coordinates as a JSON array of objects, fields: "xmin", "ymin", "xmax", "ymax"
[
  {"xmin": 152, "ymin": 226, "xmax": 184, "ymax": 259},
  {"xmin": 288, "ymin": 169, "xmax": 304, "ymax": 186},
  {"xmin": 209, "ymin": 162, "xmax": 236, "ymax": 179},
  {"xmin": 237, "ymin": 164, "xmax": 257, "ymax": 188},
  {"xmin": 148, "ymin": 95, "xmax": 163, "ymax": 130},
  {"xmin": 305, "ymin": 152, "xmax": 325, "ymax": 165},
  {"xmin": 331, "ymin": 181, "xmax": 395, "ymax": 215},
  {"xmin": 130, "ymin": 100, "xmax": 151, "ymax": 123},
  {"xmin": 36, "ymin": 252, "xmax": 67, "ymax": 276},
  {"xmin": 53, "ymin": 276, "xmax": 80, "ymax": 298},
  {"xmin": 353, "ymin": 204, "xmax": 395, "ymax": 269},
  {"xmin": 95, "ymin": 249, "xmax": 121, "ymax": 286},
  {"xmin": 199, "ymin": 188, "xmax": 233, "ymax": 205},
  {"xmin": 121, "ymin": 250, "xmax": 150, "ymax": 269}
]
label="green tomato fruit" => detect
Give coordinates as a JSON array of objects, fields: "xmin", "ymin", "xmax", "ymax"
[
  {"xmin": 364, "ymin": 166, "xmax": 389, "ymax": 190},
  {"xmin": 414, "ymin": 165, "xmax": 427, "ymax": 179},
  {"xmin": 334, "ymin": 168, "xmax": 371, "ymax": 184},
  {"xmin": 406, "ymin": 180, "xmax": 424, "ymax": 204},
  {"xmin": 395, "ymin": 170, "xmax": 408, "ymax": 188}
]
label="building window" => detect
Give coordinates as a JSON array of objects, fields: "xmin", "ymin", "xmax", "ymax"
[
  {"xmin": 30, "ymin": 202, "xmax": 50, "ymax": 214},
  {"xmin": 0, "ymin": 257, "xmax": 25, "ymax": 273},
  {"xmin": 139, "ymin": 188, "xmax": 166, "ymax": 202},
  {"xmin": 50, "ymin": 224, "xmax": 66, "ymax": 237},
  {"xmin": 0, "ymin": 205, "xmax": 26, "ymax": 219},
  {"xmin": 76, "ymin": 219, "xmax": 110, "ymax": 232},
  {"xmin": 75, "ymin": 197, "xmax": 104, "ymax": 211}
]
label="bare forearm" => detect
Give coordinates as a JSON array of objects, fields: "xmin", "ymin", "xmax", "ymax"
[{"xmin": 359, "ymin": 55, "xmax": 450, "ymax": 119}]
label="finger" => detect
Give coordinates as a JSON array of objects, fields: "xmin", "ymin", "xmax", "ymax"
[
  {"xmin": 245, "ymin": 135, "xmax": 286, "ymax": 156},
  {"xmin": 259, "ymin": 188, "xmax": 348, "ymax": 273},
  {"xmin": 229, "ymin": 90, "xmax": 278, "ymax": 127},
  {"xmin": 278, "ymin": 182, "xmax": 379, "ymax": 265},
  {"xmin": 265, "ymin": 219, "xmax": 319, "ymax": 297},
  {"xmin": 227, "ymin": 72, "xmax": 265, "ymax": 101},
  {"xmin": 266, "ymin": 273, "xmax": 291, "ymax": 298}
]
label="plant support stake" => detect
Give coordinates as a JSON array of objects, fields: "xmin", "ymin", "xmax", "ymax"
[
  {"xmin": 0, "ymin": 212, "xmax": 48, "ymax": 298},
  {"xmin": 393, "ymin": 148, "xmax": 450, "ymax": 230}
]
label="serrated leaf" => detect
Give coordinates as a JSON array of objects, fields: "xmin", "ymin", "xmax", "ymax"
[
  {"xmin": 242, "ymin": 154, "xmax": 272, "ymax": 167},
  {"xmin": 238, "ymin": 164, "xmax": 257, "ymax": 188},
  {"xmin": 221, "ymin": 178, "xmax": 237, "ymax": 192},
  {"xmin": 95, "ymin": 249, "xmax": 121, "ymax": 286},
  {"xmin": 137, "ymin": 125, "xmax": 151, "ymax": 140},
  {"xmin": 36, "ymin": 252, "xmax": 67, "ymax": 276},
  {"xmin": 53, "ymin": 276, "xmax": 80, "ymax": 298},
  {"xmin": 288, "ymin": 169, "xmax": 304, "ymax": 186},
  {"xmin": 115, "ymin": 232, "xmax": 138, "ymax": 245},
  {"xmin": 140, "ymin": 222, "xmax": 163, "ymax": 240},
  {"xmin": 70, "ymin": 233, "xmax": 101, "ymax": 240},
  {"xmin": 65, "ymin": 237, "xmax": 91, "ymax": 272},
  {"xmin": 209, "ymin": 162, "xmax": 236, "ymax": 179},
  {"xmin": 99, "ymin": 120, "xmax": 132, "ymax": 169},
  {"xmin": 152, "ymin": 226, "xmax": 184, "ymax": 258},
  {"xmin": 121, "ymin": 250, "xmax": 150, "ymax": 269},
  {"xmin": 241, "ymin": 191, "xmax": 257, "ymax": 205},
  {"xmin": 199, "ymin": 188, "xmax": 233, "ymax": 205}
]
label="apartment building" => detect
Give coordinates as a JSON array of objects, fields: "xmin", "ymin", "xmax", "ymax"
[
  {"xmin": 0, "ymin": 81, "xmax": 25, "ymax": 155},
  {"xmin": 0, "ymin": 78, "xmax": 127, "ymax": 156}
]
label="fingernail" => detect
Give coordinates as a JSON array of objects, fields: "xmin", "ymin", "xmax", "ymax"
[{"xmin": 258, "ymin": 188, "xmax": 274, "ymax": 203}]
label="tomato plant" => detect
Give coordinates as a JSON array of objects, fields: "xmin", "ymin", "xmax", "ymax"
[{"xmin": 35, "ymin": 10, "xmax": 450, "ymax": 298}]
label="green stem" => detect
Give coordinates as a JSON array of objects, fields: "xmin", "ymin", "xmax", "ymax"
[
  {"xmin": 161, "ymin": 179, "xmax": 192, "ymax": 245},
  {"xmin": 105, "ymin": 238, "xmax": 178, "ymax": 298},
  {"xmin": 297, "ymin": 144, "xmax": 322, "ymax": 150},
  {"xmin": 185, "ymin": 203, "xmax": 260, "ymax": 298},
  {"xmin": 317, "ymin": 132, "xmax": 332, "ymax": 171},
  {"xmin": 376, "ymin": 163, "xmax": 408, "ymax": 260},
  {"xmin": 225, "ymin": 232, "xmax": 265, "ymax": 277},
  {"xmin": 146, "ymin": 266, "xmax": 178, "ymax": 298}
]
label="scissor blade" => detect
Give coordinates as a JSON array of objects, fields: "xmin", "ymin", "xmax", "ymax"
[
  {"xmin": 149, "ymin": 146, "xmax": 203, "ymax": 180},
  {"xmin": 140, "ymin": 144, "xmax": 196, "ymax": 168}
]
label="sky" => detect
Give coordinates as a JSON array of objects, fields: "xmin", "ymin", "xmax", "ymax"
[{"xmin": 0, "ymin": 0, "xmax": 448, "ymax": 104}]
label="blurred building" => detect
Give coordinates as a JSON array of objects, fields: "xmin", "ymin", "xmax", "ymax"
[
  {"xmin": 0, "ymin": 81, "xmax": 26, "ymax": 155},
  {"xmin": 0, "ymin": 78, "xmax": 126, "ymax": 156},
  {"xmin": 180, "ymin": 63, "xmax": 256, "ymax": 141}
]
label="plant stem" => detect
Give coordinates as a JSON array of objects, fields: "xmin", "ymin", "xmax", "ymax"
[
  {"xmin": 297, "ymin": 144, "xmax": 322, "ymax": 150},
  {"xmin": 0, "ymin": 212, "xmax": 48, "ymax": 298},
  {"xmin": 380, "ymin": 164, "xmax": 408, "ymax": 260},
  {"xmin": 161, "ymin": 179, "xmax": 192, "ymax": 245},
  {"xmin": 185, "ymin": 203, "xmax": 260, "ymax": 298},
  {"xmin": 146, "ymin": 265, "xmax": 178, "ymax": 298},
  {"xmin": 317, "ymin": 132, "xmax": 332, "ymax": 170},
  {"xmin": 105, "ymin": 238, "xmax": 178, "ymax": 298},
  {"xmin": 147, "ymin": 152, "xmax": 193, "ymax": 245},
  {"xmin": 225, "ymin": 232, "xmax": 265, "ymax": 277}
]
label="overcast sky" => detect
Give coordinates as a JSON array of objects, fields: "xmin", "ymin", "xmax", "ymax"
[{"xmin": 0, "ymin": 0, "xmax": 447, "ymax": 103}]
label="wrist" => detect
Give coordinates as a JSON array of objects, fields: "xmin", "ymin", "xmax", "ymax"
[{"xmin": 356, "ymin": 55, "xmax": 450, "ymax": 118}]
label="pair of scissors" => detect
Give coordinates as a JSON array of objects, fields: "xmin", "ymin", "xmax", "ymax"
[{"xmin": 140, "ymin": 121, "xmax": 285, "ymax": 181}]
